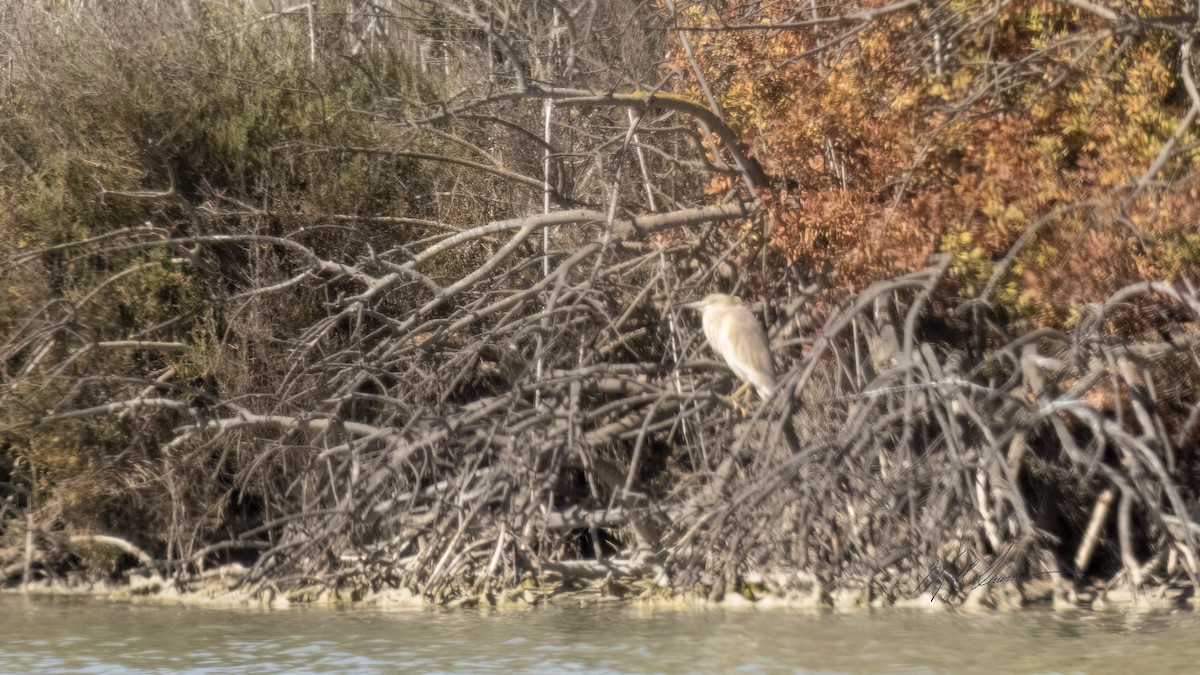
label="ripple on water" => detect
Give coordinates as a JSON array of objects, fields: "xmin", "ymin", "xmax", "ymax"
[{"xmin": 3, "ymin": 597, "xmax": 1200, "ymax": 674}]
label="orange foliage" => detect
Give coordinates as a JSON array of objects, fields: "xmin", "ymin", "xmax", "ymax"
[{"xmin": 668, "ymin": 0, "xmax": 1200, "ymax": 326}]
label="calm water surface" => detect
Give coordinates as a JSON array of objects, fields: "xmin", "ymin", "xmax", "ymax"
[{"xmin": 2, "ymin": 594, "xmax": 1199, "ymax": 674}]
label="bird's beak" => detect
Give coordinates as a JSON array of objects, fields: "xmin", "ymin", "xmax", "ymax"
[{"xmin": 676, "ymin": 300, "xmax": 704, "ymax": 311}]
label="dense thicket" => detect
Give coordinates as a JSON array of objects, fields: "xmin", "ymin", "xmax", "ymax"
[
  {"xmin": 674, "ymin": 0, "xmax": 1200, "ymax": 322},
  {"xmin": 1, "ymin": 0, "xmax": 1198, "ymax": 609}
]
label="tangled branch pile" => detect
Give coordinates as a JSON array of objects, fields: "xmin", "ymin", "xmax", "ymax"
[{"xmin": 1, "ymin": 0, "xmax": 1198, "ymax": 609}]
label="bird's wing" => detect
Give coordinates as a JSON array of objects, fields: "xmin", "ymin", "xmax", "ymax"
[{"xmin": 721, "ymin": 306, "xmax": 777, "ymax": 394}]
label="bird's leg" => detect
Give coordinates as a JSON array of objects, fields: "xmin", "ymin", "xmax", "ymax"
[{"xmin": 729, "ymin": 381, "xmax": 752, "ymax": 416}]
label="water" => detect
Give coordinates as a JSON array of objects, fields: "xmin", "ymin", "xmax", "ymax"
[{"xmin": 2, "ymin": 594, "xmax": 1200, "ymax": 674}]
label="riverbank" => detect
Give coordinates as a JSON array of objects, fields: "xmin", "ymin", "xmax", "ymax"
[
  {"xmin": 5, "ymin": 1, "xmax": 1200, "ymax": 634},
  {"xmin": 7, "ymin": 565, "xmax": 1197, "ymax": 616}
]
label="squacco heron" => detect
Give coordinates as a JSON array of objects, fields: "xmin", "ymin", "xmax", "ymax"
[{"xmin": 679, "ymin": 293, "xmax": 776, "ymax": 408}]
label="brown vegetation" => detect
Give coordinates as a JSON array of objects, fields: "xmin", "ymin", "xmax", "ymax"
[{"xmin": 1, "ymin": 0, "xmax": 1199, "ymax": 609}]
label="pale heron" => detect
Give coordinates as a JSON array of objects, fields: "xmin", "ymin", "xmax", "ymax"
[{"xmin": 679, "ymin": 293, "xmax": 776, "ymax": 407}]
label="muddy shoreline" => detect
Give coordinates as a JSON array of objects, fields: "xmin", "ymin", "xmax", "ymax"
[{"xmin": 6, "ymin": 566, "xmax": 1196, "ymax": 615}]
